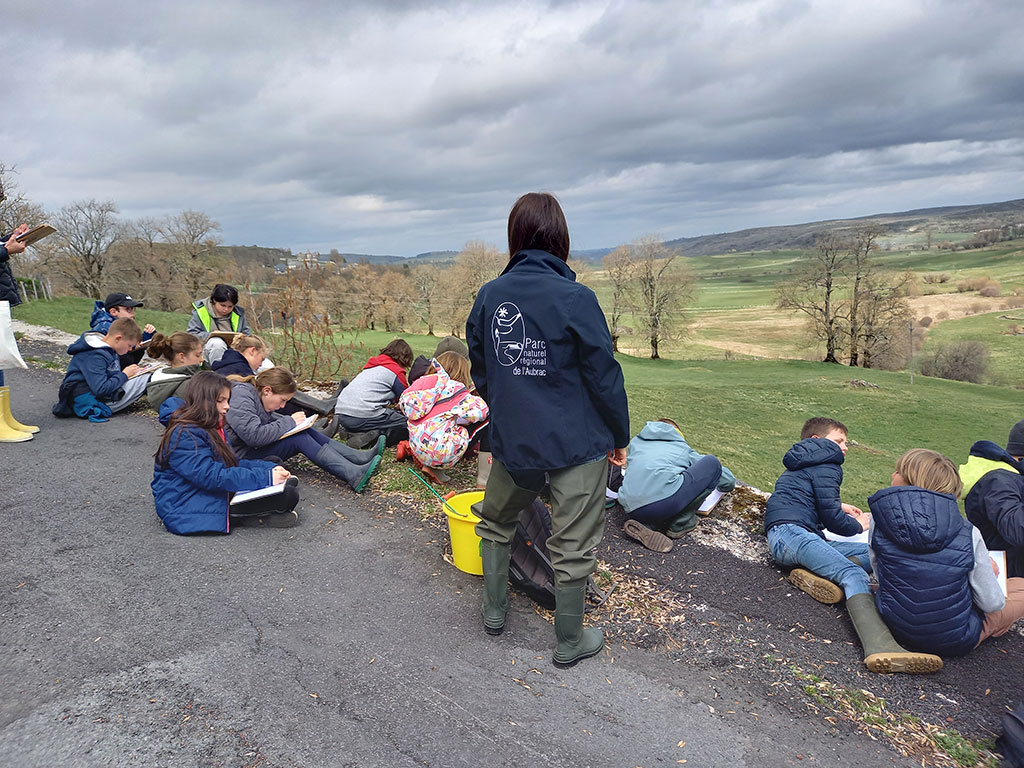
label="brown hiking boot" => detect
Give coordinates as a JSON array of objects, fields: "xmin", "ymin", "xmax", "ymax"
[
  {"xmin": 623, "ymin": 519, "xmax": 673, "ymax": 553},
  {"xmin": 788, "ymin": 568, "xmax": 844, "ymax": 604}
]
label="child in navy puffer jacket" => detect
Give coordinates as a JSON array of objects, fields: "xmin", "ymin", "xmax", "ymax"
[{"xmin": 869, "ymin": 449, "xmax": 1024, "ymax": 656}]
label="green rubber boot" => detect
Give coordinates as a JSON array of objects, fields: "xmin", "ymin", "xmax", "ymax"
[
  {"xmin": 480, "ymin": 541, "xmax": 511, "ymax": 636},
  {"xmin": 846, "ymin": 593, "xmax": 943, "ymax": 674},
  {"xmin": 552, "ymin": 586, "xmax": 604, "ymax": 668}
]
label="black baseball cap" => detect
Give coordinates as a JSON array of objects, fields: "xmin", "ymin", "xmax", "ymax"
[{"xmin": 104, "ymin": 292, "xmax": 144, "ymax": 309}]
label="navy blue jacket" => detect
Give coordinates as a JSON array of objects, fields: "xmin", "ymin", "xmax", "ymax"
[
  {"xmin": 0, "ymin": 232, "xmax": 21, "ymax": 306},
  {"xmin": 962, "ymin": 440, "xmax": 1024, "ymax": 578},
  {"xmin": 466, "ymin": 249, "xmax": 629, "ymax": 472},
  {"xmin": 151, "ymin": 398, "xmax": 275, "ymax": 535},
  {"xmin": 764, "ymin": 438, "xmax": 860, "ymax": 537},
  {"xmin": 212, "ymin": 349, "xmax": 255, "ymax": 377},
  {"xmin": 869, "ymin": 485, "xmax": 982, "ymax": 656},
  {"xmin": 54, "ymin": 333, "xmax": 127, "ymax": 410}
]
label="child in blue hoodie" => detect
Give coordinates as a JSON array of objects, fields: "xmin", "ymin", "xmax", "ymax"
[
  {"xmin": 765, "ymin": 417, "xmax": 942, "ymax": 675},
  {"xmin": 618, "ymin": 419, "xmax": 736, "ymax": 552},
  {"xmin": 52, "ymin": 318, "xmax": 149, "ymax": 421}
]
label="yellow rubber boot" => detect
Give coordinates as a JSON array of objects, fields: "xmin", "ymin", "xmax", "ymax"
[
  {"xmin": 0, "ymin": 388, "xmax": 33, "ymax": 442},
  {"xmin": 0, "ymin": 387, "xmax": 39, "ymax": 434}
]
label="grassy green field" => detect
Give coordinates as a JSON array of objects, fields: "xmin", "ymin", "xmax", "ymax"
[
  {"xmin": 13, "ymin": 296, "xmax": 1020, "ymax": 506},
  {"xmin": 918, "ymin": 309, "xmax": 1024, "ymax": 386}
]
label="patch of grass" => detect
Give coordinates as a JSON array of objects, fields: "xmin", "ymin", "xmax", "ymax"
[
  {"xmin": 790, "ymin": 664, "xmax": 999, "ymax": 767},
  {"xmin": 21, "ymin": 356, "xmax": 63, "ymax": 371},
  {"xmin": 12, "ymin": 296, "xmax": 189, "ymax": 336}
]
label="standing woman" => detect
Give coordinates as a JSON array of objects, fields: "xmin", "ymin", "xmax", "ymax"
[
  {"xmin": 224, "ymin": 367, "xmax": 384, "ymax": 493},
  {"xmin": 187, "ymin": 283, "xmax": 251, "ymax": 366},
  {"xmin": 466, "ymin": 192, "xmax": 630, "ymax": 668},
  {"xmin": 0, "ymin": 222, "xmax": 37, "ymax": 442}
]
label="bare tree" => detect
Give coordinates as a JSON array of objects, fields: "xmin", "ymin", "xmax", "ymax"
[
  {"xmin": 627, "ymin": 236, "xmax": 695, "ymax": 360},
  {"xmin": 846, "ymin": 226, "xmax": 883, "ymax": 367},
  {"xmin": 411, "ymin": 264, "xmax": 443, "ymax": 335},
  {"xmin": 442, "ymin": 241, "xmax": 505, "ymax": 337},
  {"xmin": 777, "ymin": 233, "xmax": 848, "ymax": 363},
  {"xmin": 48, "ymin": 200, "xmax": 121, "ymax": 298},
  {"xmin": 603, "ymin": 245, "xmax": 634, "ymax": 353},
  {"xmin": 377, "ymin": 269, "xmax": 415, "ymax": 332},
  {"xmin": 856, "ymin": 272, "xmax": 913, "ymax": 370},
  {"xmin": 161, "ymin": 210, "xmax": 224, "ymax": 298}
]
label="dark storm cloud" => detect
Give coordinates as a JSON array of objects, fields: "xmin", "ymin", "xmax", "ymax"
[{"xmin": 2, "ymin": 0, "xmax": 1022, "ymax": 254}]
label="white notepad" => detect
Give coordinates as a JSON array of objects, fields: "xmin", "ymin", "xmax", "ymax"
[{"xmin": 231, "ymin": 484, "xmax": 285, "ymax": 505}]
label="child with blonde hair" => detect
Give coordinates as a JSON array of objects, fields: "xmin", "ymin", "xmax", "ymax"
[
  {"xmin": 869, "ymin": 448, "xmax": 1024, "ymax": 657},
  {"xmin": 398, "ymin": 351, "xmax": 488, "ymax": 471}
]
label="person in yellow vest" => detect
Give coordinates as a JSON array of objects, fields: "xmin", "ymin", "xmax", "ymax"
[{"xmin": 186, "ymin": 284, "xmax": 251, "ymax": 366}]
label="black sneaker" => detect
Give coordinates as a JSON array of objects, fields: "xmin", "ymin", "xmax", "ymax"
[{"xmin": 347, "ymin": 430, "xmax": 382, "ymax": 449}]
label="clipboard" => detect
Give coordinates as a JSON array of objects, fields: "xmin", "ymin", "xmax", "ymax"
[
  {"xmin": 279, "ymin": 414, "xmax": 317, "ymax": 439},
  {"xmin": 207, "ymin": 331, "xmax": 240, "ymax": 344},
  {"xmin": 14, "ymin": 224, "xmax": 56, "ymax": 247}
]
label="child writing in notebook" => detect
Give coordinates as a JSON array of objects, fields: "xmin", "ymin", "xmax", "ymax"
[
  {"xmin": 152, "ymin": 371, "xmax": 300, "ymax": 534},
  {"xmin": 224, "ymin": 367, "xmax": 384, "ymax": 493}
]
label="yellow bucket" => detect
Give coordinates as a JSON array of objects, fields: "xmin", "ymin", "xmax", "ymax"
[{"xmin": 443, "ymin": 491, "xmax": 484, "ymax": 576}]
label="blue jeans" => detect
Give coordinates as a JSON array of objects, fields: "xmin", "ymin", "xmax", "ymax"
[{"xmin": 766, "ymin": 523, "xmax": 872, "ymax": 598}]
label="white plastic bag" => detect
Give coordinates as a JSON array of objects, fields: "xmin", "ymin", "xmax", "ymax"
[{"xmin": 0, "ymin": 300, "xmax": 28, "ymax": 370}]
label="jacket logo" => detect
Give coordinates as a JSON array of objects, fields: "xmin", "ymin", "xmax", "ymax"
[{"xmin": 492, "ymin": 302, "xmax": 525, "ymax": 367}]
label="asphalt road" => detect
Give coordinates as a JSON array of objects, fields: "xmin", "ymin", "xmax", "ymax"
[{"xmin": 2, "ymin": 363, "xmax": 922, "ymax": 768}]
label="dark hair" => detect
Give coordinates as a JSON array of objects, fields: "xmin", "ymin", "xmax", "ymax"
[
  {"xmin": 380, "ymin": 338, "xmax": 414, "ymax": 369},
  {"xmin": 508, "ymin": 192, "xmax": 570, "ymax": 262},
  {"xmin": 108, "ymin": 317, "xmax": 143, "ymax": 342},
  {"xmin": 657, "ymin": 418, "xmax": 680, "ymax": 429},
  {"xmin": 801, "ymin": 417, "xmax": 848, "ymax": 440},
  {"xmin": 155, "ymin": 371, "xmax": 237, "ymax": 468},
  {"xmin": 148, "ymin": 331, "xmax": 202, "ymax": 363},
  {"xmin": 210, "ymin": 284, "xmax": 239, "ymax": 305}
]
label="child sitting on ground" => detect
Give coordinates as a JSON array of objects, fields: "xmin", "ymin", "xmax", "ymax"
[
  {"xmin": 334, "ymin": 338, "xmax": 413, "ymax": 446},
  {"xmin": 618, "ymin": 418, "xmax": 736, "ymax": 553},
  {"xmin": 146, "ymin": 332, "xmax": 205, "ymax": 411},
  {"xmin": 764, "ymin": 417, "xmax": 941, "ymax": 674},
  {"xmin": 212, "ymin": 334, "xmax": 269, "ymax": 377},
  {"xmin": 869, "ymin": 448, "xmax": 1024, "ymax": 657},
  {"xmin": 224, "ymin": 367, "xmax": 383, "ymax": 493},
  {"xmin": 960, "ymin": 420, "xmax": 1024, "ymax": 579},
  {"xmin": 152, "ymin": 371, "xmax": 300, "ymax": 533},
  {"xmin": 52, "ymin": 317, "xmax": 149, "ymax": 422},
  {"xmin": 398, "ymin": 351, "xmax": 488, "ymax": 473},
  {"xmin": 89, "ymin": 292, "xmax": 156, "ymax": 369}
]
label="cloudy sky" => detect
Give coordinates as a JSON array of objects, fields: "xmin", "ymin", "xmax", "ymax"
[{"xmin": 4, "ymin": 0, "xmax": 1023, "ymax": 255}]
